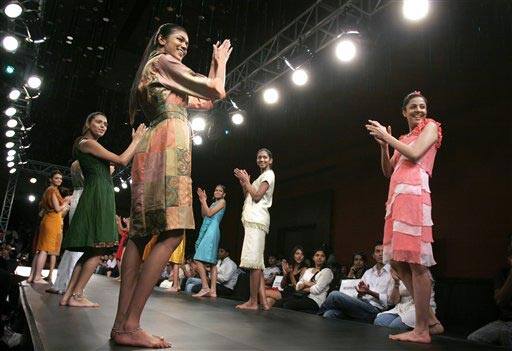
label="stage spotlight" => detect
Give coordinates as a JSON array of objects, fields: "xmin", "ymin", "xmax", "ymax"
[
  {"xmin": 28, "ymin": 194, "xmax": 36, "ymax": 202},
  {"xmin": 4, "ymin": 2, "xmax": 23, "ymax": 18},
  {"xmin": 2, "ymin": 35, "xmax": 19, "ymax": 52},
  {"xmin": 9, "ymin": 168, "xmax": 16, "ymax": 174},
  {"xmin": 5, "ymin": 107, "xmax": 16, "ymax": 117},
  {"xmin": 5, "ymin": 65, "xmax": 15, "ymax": 74},
  {"xmin": 114, "ymin": 186, "xmax": 120, "ymax": 193},
  {"xmin": 5, "ymin": 130, "xmax": 15, "ymax": 138},
  {"xmin": 7, "ymin": 119, "xmax": 18, "ymax": 128},
  {"xmin": 7, "ymin": 150, "xmax": 16, "ymax": 157},
  {"xmin": 263, "ymin": 88, "xmax": 279, "ymax": 104},
  {"xmin": 129, "ymin": 178, "xmax": 132, "ymax": 184},
  {"xmin": 121, "ymin": 181, "xmax": 128, "ymax": 189},
  {"xmin": 29, "ymin": 177, "xmax": 37, "ymax": 183},
  {"xmin": 231, "ymin": 112, "xmax": 244, "ymax": 125},
  {"xmin": 5, "ymin": 142, "xmax": 14, "ymax": 149},
  {"xmin": 9, "ymin": 88, "xmax": 20, "ymax": 100},
  {"xmin": 292, "ymin": 69, "xmax": 308, "ymax": 86},
  {"xmin": 7, "ymin": 162, "xmax": 14, "ymax": 168},
  {"xmin": 6, "ymin": 155, "xmax": 14, "ymax": 162},
  {"xmin": 335, "ymin": 39, "xmax": 357, "ymax": 62},
  {"xmin": 191, "ymin": 117, "xmax": 206, "ymax": 132},
  {"xmin": 403, "ymin": 0, "xmax": 429, "ymax": 21},
  {"xmin": 193, "ymin": 135, "xmax": 203, "ymax": 145},
  {"xmin": 27, "ymin": 75, "xmax": 42, "ymax": 89},
  {"xmin": 66, "ymin": 35, "xmax": 73, "ymax": 40}
]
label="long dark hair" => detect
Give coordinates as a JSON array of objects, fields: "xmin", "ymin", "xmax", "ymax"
[
  {"xmin": 72, "ymin": 111, "xmax": 106, "ymax": 156},
  {"xmin": 290, "ymin": 245, "xmax": 306, "ymax": 270},
  {"xmin": 128, "ymin": 23, "xmax": 187, "ymax": 124}
]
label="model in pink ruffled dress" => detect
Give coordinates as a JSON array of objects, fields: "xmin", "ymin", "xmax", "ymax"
[{"xmin": 365, "ymin": 91, "xmax": 444, "ymax": 344}]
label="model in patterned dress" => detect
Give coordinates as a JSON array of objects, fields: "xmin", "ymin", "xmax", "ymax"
[
  {"xmin": 112, "ymin": 23, "xmax": 231, "ymax": 349},
  {"xmin": 365, "ymin": 91, "xmax": 444, "ymax": 343}
]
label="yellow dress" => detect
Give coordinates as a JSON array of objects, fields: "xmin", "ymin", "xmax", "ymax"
[
  {"xmin": 142, "ymin": 235, "xmax": 185, "ymax": 264},
  {"xmin": 36, "ymin": 186, "xmax": 64, "ymax": 256}
]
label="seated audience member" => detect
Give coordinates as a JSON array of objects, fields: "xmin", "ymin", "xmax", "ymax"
[
  {"xmin": 265, "ymin": 246, "xmax": 307, "ymax": 307},
  {"xmin": 215, "ymin": 247, "xmax": 239, "ymax": 297},
  {"xmin": 319, "ymin": 242, "xmax": 393, "ymax": 323},
  {"xmin": 180, "ymin": 258, "xmax": 198, "ymax": 290},
  {"xmin": 347, "ymin": 251, "xmax": 368, "ymax": 279},
  {"xmin": 467, "ymin": 248, "xmax": 512, "ymax": 348},
  {"xmin": 105, "ymin": 254, "xmax": 118, "ymax": 277},
  {"xmin": 263, "ymin": 254, "xmax": 281, "ymax": 287},
  {"xmin": 95, "ymin": 255, "xmax": 109, "ymax": 275},
  {"xmin": 276, "ymin": 248, "xmax": 333, "ymax": 313},
  {"xmin": 374, "ymin": 268, "xmax": 439, "ymax": 332}
]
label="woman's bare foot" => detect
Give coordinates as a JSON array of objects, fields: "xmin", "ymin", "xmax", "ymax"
[
  {"xmin": 192, "ymin": 288, "xmax": 210, "ymax": 298},
  {"xmin": 67, "ymin": 294, "xmax": 100, "ymax": 308},
  {"xmin": 165, "ymin": 286, "xmax": 179, "ymax": 293},
  {"xmin": 261, "ymin": 303, "xmax": 270, "ymax": 311},
  {"xmin": 208, "ymin": 291, "xmax": 217, "ymax": 298},
  {"xmin": 429, "ymin": 322, "xmax": 444, "ymax": 335},
  {"xmin": 32, "ymin": 278, "xmax": 49, "ymax": 284},
  {"xmin": 27, "ymin": 276, "xmax": 33, "ymax": 283},
  {"xmin": 236, "ymin": 301, "xmax": 259, "ymax": 310},
  {"xmin": 113, "ymin": 327, "xmax": 171, "ymax": 349},
  {"xmin": 389, "ymin": 330, "xmax": 431, "ymax": 343}
]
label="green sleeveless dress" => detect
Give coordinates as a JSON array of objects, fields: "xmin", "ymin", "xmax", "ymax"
[{"xmin": 63, "ymin": 143, "xmax": 117, "ymax": 250}]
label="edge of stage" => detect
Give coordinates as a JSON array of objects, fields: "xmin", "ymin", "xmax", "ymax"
[{"xmin": 19, "ymin": 274, "xmax": 499, "ymax": 350}]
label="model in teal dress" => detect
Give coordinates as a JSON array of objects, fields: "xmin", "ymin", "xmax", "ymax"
[
  {"xmin": 59, "ymin": 112, "xmax": 146, "ymax": 308},
  {"xmin": 192, "ymin": 185, "xmax": 226, "ymax": 297}
]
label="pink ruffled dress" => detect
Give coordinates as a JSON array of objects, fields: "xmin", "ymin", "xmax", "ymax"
[{"xmin": 383, "ymin": 118, "xmax": 443, "ymax": 267}]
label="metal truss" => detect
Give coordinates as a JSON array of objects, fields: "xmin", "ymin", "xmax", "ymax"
[
  {"xmin": 224, "ymin": 0, "xmax": 389, "ymax": 99},
  {"xmin": 22, "ymin": 159, "xmax": 71, "ymax": 180},
  {"xmin": 0, "ymin": 173, "xmax": 19, "ymax": 232}
]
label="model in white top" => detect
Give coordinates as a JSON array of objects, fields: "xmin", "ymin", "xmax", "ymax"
[{"xmin": 234, "ymin": 148, "xmax": 275, "ymax": 310}]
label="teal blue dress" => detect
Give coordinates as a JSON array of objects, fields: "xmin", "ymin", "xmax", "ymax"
[{"xmin": 193, "ymin": 203, "xmax": 225, "ymax": 264}]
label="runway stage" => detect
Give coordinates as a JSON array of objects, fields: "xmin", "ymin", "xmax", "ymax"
[{"xmin": 20, "ymin": 275, "xmax": 497, "ymax": 350}]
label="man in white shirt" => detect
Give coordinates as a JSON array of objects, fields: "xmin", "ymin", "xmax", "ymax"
[
  {"xmin": 216, "ymin": 247, "xmax": 239, "ymax": 296},
  {"xmin": 319, "ymin": 242, "xmax": 393, "ymax": 323},
  {"xmin": 263, "ymin": 254, "xmax": 281, "ymax": 286}
]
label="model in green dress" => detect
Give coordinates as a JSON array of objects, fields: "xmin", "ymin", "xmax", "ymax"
[{"xmin": 59, "ymin": 112, "xmax": 147, "ymax": 308}]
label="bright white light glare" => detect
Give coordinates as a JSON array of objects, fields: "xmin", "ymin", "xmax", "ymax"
[
  {"xmin": 27, "ymin": 76, "xmax": 42, "ymax": 89},
  {"xmin": 7, "ymin": 162, "xmax": 14, "ymax": 168},
  {"xmin": 9, "ymin": 168, "xmax": 16, "ymax": 174},
  {"xmin": 114, "ymin": 186, "xmax": 120, "ymax": 193},
  {"xmin": 6, "ymin": 155, "xmax": 14, "ymax": 161},
  {"xmin": 5, "ymin": 107, "xmax": 16, "ymax": 117},
  {"xmin": 4, "ymin": 3, "xmax": 23, "ymax": 18},
  {"xmin": 193, "ymin": 135, "xmax": 203, "ymax": 145},
  {"xmin": 7, "ymin": 149, "xmax": 16, "ymax": 156},
  {"xmin": 231, "ymin": 113, "xmax": 244, "ymax": 125},
  {"xmin": 28, "ymin": 195, "xmax": 36, "ymax": 202},
  {"xmin": 263, "ymin": 88, "xmax": 279, "ymax": 104},
  {"xmin": 5, "ymin": 142, "xmax": 14, "ymax": 149},
  {"xmin": 292, "ymin": 69, "xmax": 308, "ymax": 86},
  {"xmin": 335, "ymin": 39, "xmax": 357, "ymax": 62},
  {"xmin": 121, "ymin": 182, "xmax": 128, "ymax": 189},
  {"xmin": 5, "ymin": 130, "xmax": 15, "ymax": 138},
  {"xmin": 30, "ymin": 177, "xmax": 37, "ymax": 183},
  {"xmin": 129, "ymin": 179, "xmax": 132, "ymax": 184},
  {"xmin": 8, "ymin": 89, "xmax": 20, "ymax": 100},
  {"xmin": 2, "ymin": 35, "xmax": 19, "ymax": 52},
  {"xmin": 7, "ymin": 119, "xmax": 18, "ymax": 128},
  {"xmin": 403, "ymin": 0, "xmax": 429, "ymax": 21},
  {"xmin": 191, "ymin": 117, "xmax": 206, "ymax": 132}
]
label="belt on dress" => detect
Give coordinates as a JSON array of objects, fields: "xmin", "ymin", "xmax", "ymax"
[{"xmin": 148, "ymin": 109, "xmax": 189, "ymax": 128}]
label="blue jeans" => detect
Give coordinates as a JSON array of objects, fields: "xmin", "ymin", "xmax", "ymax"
[
  {"xmin": 319, "ymin": 291, "xmax": 381, "ymax": 323},
  {"xmin": 467, "ymin": 320, "xmax": 512, "ymax": 347},
  {"xmin": 184, "ymin": 277, "xmax": 202, "ymax": 294},
  {"xmin": 374, "ymin": 313, "xmax": 410, "ymax": 330}
]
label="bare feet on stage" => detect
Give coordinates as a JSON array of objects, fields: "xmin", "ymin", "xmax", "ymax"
[
  {"xmin": 61, "ymin": 293, "xmax": 100, "ymax": 308},
  {"xmin": 113, "ymin": 327, "xmax": 171, "ymax": 349},
  {"xmin": 208, "ymin": 292, "xmax": 217, "ymax": 298},
  {"xmin": 261, "ymin": 303, "xmax": 270, "ymax": 311},
  {"xmin": 31, "ymin": 278, "xmax": 49, "ymax": 284},
  {"xmin": 235, "ymin": 301, "xmax": 259, "ymax": 310},
  {"xmin": 165, "ymin": 286, "xmax": 180, "ymax": 293},
  {"xmin": 389, "ymin": 330, "xmax": 431, "ymax": 344},
  {"xmin": 192, "ymin": 288, "xmax": 210, "ymax": 298},
  {"xmin": 429, "ymin": 322, "xmax": 445, "ymax": 335}
]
